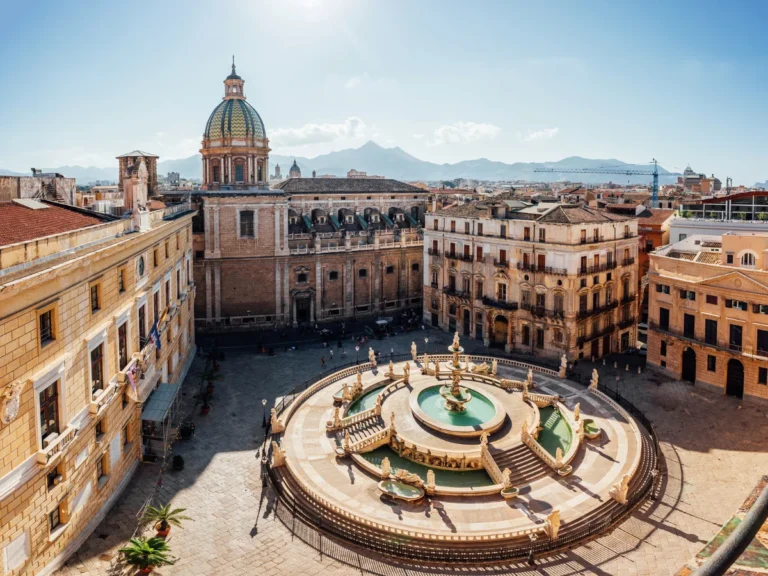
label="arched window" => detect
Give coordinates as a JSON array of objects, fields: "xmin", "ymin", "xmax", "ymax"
[
  {"xmin": 554, "ymin": 329, "xmax": 563, "ymax": 344},
  {"xmin": 742, "ymin": 253, "xmax": 756, "ymax": 267}
]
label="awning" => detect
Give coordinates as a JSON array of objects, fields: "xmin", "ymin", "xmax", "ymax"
[{"xmin": 141, "ymin": 383, "xmax": 181, "ymax": 423}]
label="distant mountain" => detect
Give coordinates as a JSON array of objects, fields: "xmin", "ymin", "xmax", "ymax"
[{"xmin": 0, "ymin": 141, "xmax": 679, "ymax": 185}]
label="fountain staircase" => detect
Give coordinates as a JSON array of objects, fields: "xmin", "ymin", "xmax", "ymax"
[
  {"xmin": 490, "ymin": 443, "xmax": 551, "ymax": 487},
  {"xmin": 337, "ymin": 416, "xmax": 386, "ymax": 446}
]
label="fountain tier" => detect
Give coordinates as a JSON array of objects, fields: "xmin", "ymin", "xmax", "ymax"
[{"xmin": 409, "ymin": 383, "xmax": 506, "ymax": 437}]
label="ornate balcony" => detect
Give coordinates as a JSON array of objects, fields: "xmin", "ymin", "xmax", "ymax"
[
  {"xmin": 618, "ymin": 318, "xmax": 634, "ymax": 329},
  {"xmin": 37, "ymin": 426, "xmax": 78, "ymax": 465},
  {"xmin": 493, "ymin": 259, "xmax": 509, "ymax": 269},
  {"xmin": 520, "ymin": 303, "xmax": 565, "ymax": 320},
  {"xmin": 576, "ymin": 301, "xmax": 618, "ymax": 319},
  {"xmin": 622, "ymin": 257, "xmax": 636, "ymax": 267},
  {"xmin": 621, "ymin": 294, "xmax": 636, "ymax": 305},
  {"xmin": 427, "ymin": 248, "xmax": 440, "ymax": 256},
  {"xmin": 516, "ymin": 263, "xmax": 568, "ymax": 276},
  {"xmin": 482, "ymin": 296, "xmax": 518, "ymax": 311},
  {"xmin": 577, "ymin": 324, "xmax": 616, "ymax": 346}
]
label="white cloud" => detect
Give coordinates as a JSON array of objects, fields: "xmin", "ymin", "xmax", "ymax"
[
  {"xmin": 520, "ymin": 127, "xmax": 559, "ymax": 142},
  {"xmin": 271, "ymin": 117, "xmax": 367, "ymax": 147},
  {"xmin": 427, "ymin": 122, "xmax": 501, "ymax": 146}
]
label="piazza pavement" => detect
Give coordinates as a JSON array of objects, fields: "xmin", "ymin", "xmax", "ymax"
[{"xmin": 55, "ymin": 329, "xmax": 768, "ymax": 576}]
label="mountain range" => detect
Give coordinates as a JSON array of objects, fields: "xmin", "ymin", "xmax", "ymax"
[{"xmin": 0, "ymin": 141, "xmax": 680, "ymax": 185}]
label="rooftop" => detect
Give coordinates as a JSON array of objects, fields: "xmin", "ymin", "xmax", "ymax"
[
  {"xmin": 637, "ymin": 208, "xmax": 676, "ymax": 226},
  {"xmin": 0, "ymin": 201, "xmax": 110, "ymax": 246},
  {"xmin": 116, "ymin": 150, "xmax": 159, "ymax": 158},
  {"xmin": 274, "ymin": 178, "xmax": 426, "ymax": 195}
]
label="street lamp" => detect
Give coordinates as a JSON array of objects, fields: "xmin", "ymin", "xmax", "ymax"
[
  {"xmin": 261, "ymin": 398, "xmax": 267, "ymax": 428},
  {"xmin": 424, "ymin": 337, "xmax": 429, "ymax": 354},
  {"xmin": 355, "ymin": 345, "xmax": 360, "ymax": 364}
]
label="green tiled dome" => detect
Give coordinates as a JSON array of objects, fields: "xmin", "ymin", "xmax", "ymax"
[{"xmin": 204, "ymin": 99, "xmax": 266, "ymax": 140}]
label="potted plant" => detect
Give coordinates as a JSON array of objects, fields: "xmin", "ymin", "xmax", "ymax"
[
  {"xmin": 120, "ymin": 536, "xmax": 175, "ymax": 574},
  {"xmin": 143, "ymin": 503, "xmax": 192, "ymax": 537}
]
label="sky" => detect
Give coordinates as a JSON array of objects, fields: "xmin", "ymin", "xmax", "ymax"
[{"xmin": 1, "ymin": 0, "xmax": 767, "ymax": 184}]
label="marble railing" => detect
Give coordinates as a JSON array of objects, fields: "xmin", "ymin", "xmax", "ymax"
[
  {"xmin": 37, "ymin": 426, "xmax": 77, "ymax": 465},
  {"xmin": 554, "ymin": 401, "xmax": 581, "ymax": 468},
  {"xmin": 349, "ymin": 427, "xmax": 391, "ymax": 453},
  {"xmin": 523, "ymin": 391, "xmax": 558, "ymax": 407},
  {"xmin": 89, "ymin": 379, "xmax": 121, "ymax": 416},
  {"xmin": 521, "ymin": 426, "xmax": 560, "ymax": 470},
  {"xmin": 481, "ymin": 443, "xmax": 504, "ymax": 485},
  {"xmin": 589, "ymin": 387, "xmax": 643, "ymax": 483},
  {"xmin": 333, "ymin": 404, "xmax": 381, "ymax": 431}
]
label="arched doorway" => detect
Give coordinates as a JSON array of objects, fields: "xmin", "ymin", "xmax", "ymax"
[
  {"xmin": 492, "ymin": 315, "xmax": 508, "ymax": 348},
  {"xmin": 681, "ymin": 347, "xmax": 696, "ymax": 383},
  {"xmin": 726, "ymin": 359, "xmax": 744, "ymax": 398}
]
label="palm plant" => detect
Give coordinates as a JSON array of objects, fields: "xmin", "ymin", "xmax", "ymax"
[
  {"xmin": 142, "ymin": 503, "xmax": 192, "ymax": 535},
  {"xmin": 120, "ymin": 537, "xmax": 175, "ymax": 573}
]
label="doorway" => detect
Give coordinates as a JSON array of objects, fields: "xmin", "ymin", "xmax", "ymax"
[
  {"xmin": 621, "ymin": 331, "xmax": 629, "ymax": 351},
  {"xmin": 590, "ymin": 340, "xmax": 599, "ymax": 360},
  {"xmin": 603, "ymin": 335, "xmax": 612, "ymax": 356},
  {"xmin": 493, "ymin": 316, "xmax": 508, "ymax": 348},
  {"xmin": 726, "ymin": 359, "xmax": 744, "ymax": 398},
  {"xmin": 295, "ymin": 298, "xmax": 310, "ymax": 324},
  {"xmin": 463, "ymin": 309, "xmax": 470, "ymax": 336},
  {"xmin": 431, "ymin": 312, "xmax": 438, "ymax": 327},
  {"xmin": 682, "ymin": 347, "xmax": 696, "ymax": 383}
]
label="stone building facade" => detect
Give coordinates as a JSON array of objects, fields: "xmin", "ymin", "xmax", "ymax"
[
  {"xmin": 0, "ymin": 178, "xmax": 196, "ymax": 573},
  {"xmin": 422, "ymin": 199, "xmax": 639, "ymax": 362},
  {"xmin": 117, "ymin": 151, "xmax": 158, "ymax": 198},
  {"xmin": 183, "ymin": 63, "xmax": 428, "ymax": 328},
  {"xmin": 647, "ymin": 232, "xmax": 768, "ymax": 403},
  {"xmin": 0, "ymin": 173, "xmax": 76, "ymax": 205}
]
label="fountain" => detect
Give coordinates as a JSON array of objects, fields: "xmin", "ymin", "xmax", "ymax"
[
  {"xmin": 446, "ymin": 331, "xmax": 467, "ymax": 372},
  {"xmin": 439, "ymin": 372, "xmax": 472, "ymax": 412}
]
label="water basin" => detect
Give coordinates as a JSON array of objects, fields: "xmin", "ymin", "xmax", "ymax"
[
  {"xmin": 537, "ymin": 406, "xmax": 573, "ymax": 457},
  {"xmin": 417, "ymin": 385, "xmax": 496, "ymax": 427},
  {"xmin": 363, "ymin": 446, "xmax": 492, "ymax": 487},
  {"xmin": 347, "ymin": 385, "xmax": 384, "ymax": 415}
]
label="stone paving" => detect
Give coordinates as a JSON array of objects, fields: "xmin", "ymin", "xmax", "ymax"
[{"xmin": 56, "ymin": 332, "xmax": 768, "ymax": 576}]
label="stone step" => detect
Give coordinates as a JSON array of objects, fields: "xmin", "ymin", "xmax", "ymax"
[{"xmin": 491, "ymin": 443, "xmax": 551, "ymax": 486}]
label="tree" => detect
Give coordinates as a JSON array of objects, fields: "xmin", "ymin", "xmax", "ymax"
[{"xmin": 120, "ymin": 537, "xmax": 176, "ymax": 573}]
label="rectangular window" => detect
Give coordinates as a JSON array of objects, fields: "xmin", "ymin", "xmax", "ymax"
[
  {"xmin": 165, "ymin": 280, "xmax": 170, "ymax": 309},
  {"xmin": 39, "ymin": 381, "xmax": 59, "ymax": 442},
  {"xmin": 386, "ymin": 265, "xmax": 394, "ymax": 274},
  {"xmin": 39, "ymin": 309, "xmax": 55, "ymax": 346},
  {"xmin": 660, "ymin": 341, "xmax": 667, "ymax": 356},
  {"xmin": 524, "ymin": 227, "xmax": 531, "ymax": 241},
  {"xmin": 499, "ymin": 249, "xmax": 507, "ymax": 264},
  {"xmin": 729, "ymin": 324, "xmax": 743, "ymax": 351},
  {"xmin": 49, "ymin": 507, "xmax": 61, "ymax": 532},
  {"xmin": 463, "ymin": 245, "xmax": 470, "ymax": 259},
  {"xmin": 235, "ymin": 164, "xmax": 244, "ymax": 182},
  {"xmin": 91, "ymin": 344, "xmax": 104, "ymax": 396},
  {"xmin": 538, "ymin": 228, "xmax": 546, "ymax": 242},
  {"xmin": 464, "ymin": 222, "xmax": 470, "ymax": 234},
  {"xmin": 139, "ymin": 305, "xmax": 147, "ymax": 344},
  {"xmin": 118, "ymin": 322, "xmax": 128, "ymax": 370},
  {"xmin": 90, "ymin": 284, "xmax": 100, "ymax": 312},
  {"xmin": 705, "ymin": 319, "xmax": 718, "ymax": 345},
  {"xmin": 240, "ymin": 210, "xmax": 255, "ymax": 237},
  {"xmin": 726, "ymin": 254, "xmax": 734, "ymax": 264},
  {"xmin": 683, "ymin": 313, "xmax": 695, "ymax": 339},
  {"xmin": 536, "ymin": 328, "xmax": 544, "ymax": 349},
  {"xmin": 757, "ymin": 329, "xmax": 768, "ymax": 357},
  {"xmin": 707, "ymin": 355, "xmax": 716, "ymax": 372},
  {"xmin": 433, "ymin": 219, "xmax": 438, "ymax": 231},
  {"xmin": 450, "ymin": 220, "xmax": 456, "ymax": 232},
  {"xmin": 358, "ymin": 268, "xmax": 367, "ymax": 278},
  {"xmin": 176, "ymin": 269, "xmax": 181, "ymax": 299},
  {"xmin": 476, "ymin": 246, "xmax": 483, "ymax": 260},
  {"xmin": 706, "ymin": 294, "xmax": 718, "ymax": 305},
  {"xmin": 449, "ymin": 242, "xmax": 456, "ymax": 257},
  {"xmin": 497, "ymin": 283, "xmax": 507, "ymax": 301},
  {"xmin": 759, "ymin": 367, "xmax": 768, "ymax": 385},
  {"xmin": 659, "ymin": 307, "xmax": 670, "ymax": 331},
  {"xmin": 537, "ymin": 254, "xmax": 546, "ymax": 269},
  {"xmin": 476, "ymin": 281, "xmax": 483, "ymax": 298},
  {"xmin": 500, "ymin": 225, "xmax": 507, "ymax": 239},
  {"xmin": 580, "ymin": 229, "xmax": 587, "ymax": 243},
  {"xmin": 118, "ymin": 268, "xmax": 126, "ymax": 293},
  {"xmin": 477, "ymin": 223, "xmax": 483, "ymax": 236},
  {"xmin": 153, "ymin": 247, "xmax": 159, "ymax": 267}
]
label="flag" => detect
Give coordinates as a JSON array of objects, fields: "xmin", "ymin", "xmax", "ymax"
[
  {"xmin": 126, "ymin": 364, "xmax": 139, "ymax": 397},
  {"xmin": 150, "ymin": 320, "xmax": 162, "ymax": 352}
]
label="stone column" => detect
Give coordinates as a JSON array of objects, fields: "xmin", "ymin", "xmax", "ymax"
[
  {"xmin": 204, "ymin": 206, "xmax": 212, "ymax": 252},
  {"xmin": 275, "ymin": 261, "xmax": 281, "ymax": 320},
  {"xmin": 205, "ymin": 264, "xmax": 212, "ymax": 322},
  {"xmin": 213, "ymin": 206, "xmax": 221, "ymax": 256},
  {"xmin": 315, "ymin": 260, "xmax": 322, "ymax": 321},
  {"xmin": 214, "ymin": 262, "xmax": 222, "ymax": 321},
  {"xmin": 310, "ymin": 296, "xmax": 315, "ymax": 322},
  {"xmin": 345, "ymin": 257, "xmax": 353, "ymax": 317},
  {"xmin": 292, "ymin": 295, "xmax": 297, "ymax": 326},
  {"xmin": 284, "ymin": 261, "xmax": 290, "ymax": 324}
]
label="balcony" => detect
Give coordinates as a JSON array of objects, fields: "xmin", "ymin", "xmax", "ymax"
[
  {"xmin": 618, "ymin": 318, "xmax": 635, "ymax": 329},
  {"xmin": 482, "ymin": 296, "xmax": 518, "ymax": 311},
  {"xmin": 648, "ymin": 322, "xmax": 768, "ymax": 358},
  {"xmin": 430, "ymin": 282, "xmax": 438, "ymax": 289},
  {"xmin": 475, "ymin": 256, "xmax": 486, "ymax": 264},
  {"xmin": 427, "ymin": 248, "xmax": 440, "ymax": 256},
  {"xmin": 576, "ymin": 301, "xmax": 618, "ymax": 319},
  {"xmin": 577, "ymin": 324, "xmax": 616, "ymax": 346},
  {"xmin": 516, "ymin": 263, "xmax": 569, "ymax": 276},
  {"xmin": 89, "ymin": 380, "xmax": 121, "ymax": 416},
  {"xmin": 520, "ymin": 303, "xmax": 565, "ymax": 320},
  {"xmin": 443, "ymin": 287, "xmax": 470, "ymax": 300},
  {"xmin": 621, "ymin": 294, "xmax": 636, "ymax": 305},
  {"xmin": 621, "ymin": 257, "xmax": 636, "ymax": 267},
  {"xmin": 37, "ymin": 426, "xmax": 78, "ymax": 465},
  {"xmin": 454, "ymin": 253, "xmax": 474, "ymax": 263},
  {"xmin": 493, "ymin": 259, "xmax": 509, "ymax": 269},
  {"xmin": 580, "ymin": 235, "xmax": 605, "ymax": 244},
  {"xmin": 578, "ymin": 261, "xmax": 618, "ymax": 276}
]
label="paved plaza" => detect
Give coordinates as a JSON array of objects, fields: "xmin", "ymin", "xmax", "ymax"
[{"xmin": 57, "ymin": 330, "xmax": 768, "ymax": 576}]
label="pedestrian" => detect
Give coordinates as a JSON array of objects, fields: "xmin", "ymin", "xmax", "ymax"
[
  {"xmin": 321, "ymin": 356, "xmax": 326, "ymax": 368},
  {"xmin": 330, "ymin": 349, "xmax": 334, "ymax": 361},
  {"xmin": 342, "ymin": 347, "xmax": 347, "ymax": 357},
  {"xmin": 390, "ymin": 347, "xmax": 394, "ymax": 358}
]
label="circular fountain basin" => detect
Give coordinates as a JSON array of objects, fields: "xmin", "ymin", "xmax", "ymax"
[{"xmin": 409, "ymin": 383, "xmax": 505, "ymax": 437}]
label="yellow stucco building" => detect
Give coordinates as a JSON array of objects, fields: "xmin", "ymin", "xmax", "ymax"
[{"xmin": 0, "ymin": 165, "xmax": 196, "ymax": 574}]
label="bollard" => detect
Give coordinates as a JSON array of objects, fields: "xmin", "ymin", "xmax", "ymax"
[
  {"xmin": 638, "ymin": 366, "xmax": 642, "ymax": 374},
  {"xmin": 613, "ymin": 361, "xmax": 617, "ymax": 369},
  {"xmin": 602, "ymin": 359, "xmax": 606, "ymax": 366},
  {"xmin": 626, "ymin": 364, "xmax": 629, "ymax": 371}
]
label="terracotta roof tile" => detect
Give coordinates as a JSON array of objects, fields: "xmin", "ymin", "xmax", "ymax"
[{"xmin": 0, "ymin": 202, "xmax": 107, "ymax": 246}]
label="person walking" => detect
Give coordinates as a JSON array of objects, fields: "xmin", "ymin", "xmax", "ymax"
[
  {"xmin": 330, "ymin": 349, "xmax": 334, "ymax": 361},
  {"xmin": 321, "ymin": 356, "xmax": 326, "ymax": 368}
]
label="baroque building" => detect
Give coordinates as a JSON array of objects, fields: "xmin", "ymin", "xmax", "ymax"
[
  {"xmin": 422, "ymin": 198, "xmax": 639, "ymax": 362},
  {"xmin": 182, "ymin": 64, "xmax": 428, "ymax": 327},
  {"xmin": 0, "ymin": 160, "xmax": 196, "ymax": 574},
  {"xmin": 647, "ymin": 232, "xmax": 768, "ymax": 402}
]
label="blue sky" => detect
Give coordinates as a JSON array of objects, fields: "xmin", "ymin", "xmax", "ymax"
[{"xmin": 1, "ymin": 0, "xmax": 767, "ymax": 184}]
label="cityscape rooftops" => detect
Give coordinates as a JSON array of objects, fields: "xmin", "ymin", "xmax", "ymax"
[
  {"xmin": 274, "ymin": 178, "xmax": 425, "ymax": 195},
  {"xmin": 0, "ymin": 200, "xmax": 111, "ymax": 247}
]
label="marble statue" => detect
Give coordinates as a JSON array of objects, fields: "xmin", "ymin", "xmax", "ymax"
[
  {"xmin": 368, "ymin": 347, "xmax": 377, "ymax": 367},
  {"xmin": 341, "ymin": 383, "xmax": 352, "ymax": 401},
  {"xmin": 589, "ymin": 369, "xmax": 599, "ymax": 390},
  {"xmin": 546, "ymin": 509, "xmax": 561, "ymax": 540},
  {"xmin": 357, "ymin": 371, "xmax": 363, "ymax": 388},
  {"xmin": 390, "ymin": 411, "xmax": 396, "ymax": 431},
  {"xmin": 380, "ymin": 456, "xmax": 391, "ymax": 479},
  {"xmin": 577, "ymin": 418, "xmax": 585, "ymax": 441},
  {"xmin": 271, "ymin": 440, "xmax": 286, "ymax": 467},
  {"xmin": 394, "ymin": 468, "xmax": 424, "ymax": 488},
  {"xmin": 609, "ymin": 474, "xmax": 630, "ymax": 505},
  {"xmin": 411, "ymin": 341, "xmax": 417, "ymax": 361},
  {"xmin": 452, "ymin": 331, "xmax": 461, "ymax": 350},
  {"xmin": 374, "ymin": 394, "xmax": 383, "ymax": 416},
  {"xmin": 480, "ymin": 431, "xmax": 489, "ymax": 448},
  {"xmin": 388, "ymin": 360, "xmax": 394, "ymax": 377},
  {"xmin": 527, "ymin": 368, "xmax": 533, "ymax": 384},
  {"xmin": 521, "ymin": 418, "xmax": 529, "ymax": 437},
  {"xmin": 270, "ymin": 408, "xmax": 285, "ymax": 434},
  {"xmin": 559, "ymin": 354, "xmax": 568, "ymax": 378},
  {"xmin": 573, "ymin": 403, "xmax": 581, "ymax": 421},
  {"xmin": 491, "ymin": 359, "xmax": 498, "ymax": 376},
  {"xmin": 327, "ymin": 406, "xmax": 342, "ymax": 429},
  {"xmin": 555, "ymin": 447, "xmax": 564, "ymax": 467},
  {"xmin": 343, "ymin": 431, "xmax": 351, "ymax": 453},
  {"xmin": 422, "ymin": 353, "xmax": 430, "ymax": 374},
  {"xmin": 451, "ymin": 371, "xmax": 461, "ymax": 396},
  {"xmin": 426, "ymin": 469, "xmax": 436, "ymax": 495},
  {"xmin": 502, "ymin": 468, "xmax": 512, "ymax": 489}
]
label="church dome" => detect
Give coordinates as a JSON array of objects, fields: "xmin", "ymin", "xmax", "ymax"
[{"xmin": 204, "ymin": 98, "xmax": 266, "ymax": 140}]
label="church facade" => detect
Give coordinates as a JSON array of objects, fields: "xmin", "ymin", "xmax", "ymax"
[{"xmin": 187, "ymin": 64, "xmax": 428, "ymax": 328}]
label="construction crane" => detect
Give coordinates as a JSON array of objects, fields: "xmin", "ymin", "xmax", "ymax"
[{"xmin": 534, "ymin": 159, "xmax": 660, "ymax": 208}]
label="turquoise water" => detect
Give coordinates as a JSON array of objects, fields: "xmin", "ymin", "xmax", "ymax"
[
  {"xmin": 362, "ymin": 446, "xmax": 493, "ymax": 487},
  {"xmin": 537, "ymin": 406, "xmax": 573, "ymax": 457},
  {"xmin": 346, "ymin": 385, "xmax": 384, "ymax": 415},
  {"xmin": 417, "ymin": 385, "xmax": 496, "ymax": 427},
  {"xmin": 379, "ymin": 479, "xmax": 423, "ymax": 497}
]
